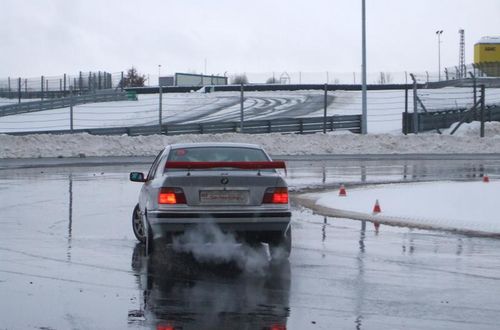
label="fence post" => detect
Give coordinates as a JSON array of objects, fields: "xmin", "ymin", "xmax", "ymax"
[
  {"xmin": 480, "ymin": 85, "xmax": 485, "ymax": 138},
  {"xmin": 410, "ymin": 74, "xmax": 418, "ymax": 134},
  {"xmin": 46, "ymin": 79, "xmax": 49, "ymax": 98},
  {"xmin": 159, "ymin": 85, "xmax": 163, "ymax": 134},
  {"xmin": 469, "ymin": 72, "xmax": 477, "ymax": 120},
  {"xmin": 8, "ymin": 77, "xmax": 11, "ymax": 98},
  {"xmin": 79, "ymin": 71, "xmax": 82, "ymax": 91},
  {"xmin": 63, "ymin": 74, "xmax": 67, "ymax": 93},
  {"xmin": 121, "ymin": 71, "xmax": 124, "ymax": 91},
  {"xmin": 41, "ymin": 76, "xmax": 44, "ymax": 101},
  {"xmin": 323, "ymin": 83, "xmax": 327, "ymax": 133},
  {"xmin": 18, "ymin": 78, "xmax": 21, "ymax": 104},
  {"xmin": 404, "ymin": 86, "xmax": 408, "ymax": 135},
  {"xmin": 24, "ymin": 79, "xmax": 27, "ymax": 94},
  {"xmin": 70, "ymin": 87, "xmax": 74, "ymax": 132},
  {"xmin": 240, "ymin": 82, "xmax": 244, "ymax": 133}
]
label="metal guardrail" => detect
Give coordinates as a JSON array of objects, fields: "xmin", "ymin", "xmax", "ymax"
[
  {"xmin": 125, "ymin": 83, "xmax": 423, "ymax": 95},
  {"xmin": 402, "ymin": 105, "xmax": 500, "ymax": 133},
  {"xmin": 6, "ymin": 115, "xmax": 362, "ymax": 136},
  {"xmin": 0, "ymin": 90, "xmax": 133, "ymax": 117}
]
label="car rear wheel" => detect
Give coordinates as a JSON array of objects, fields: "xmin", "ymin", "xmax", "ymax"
[
  {"xmin": 132, "ymin": 204, "xmax": 146, "ymax": 243},
  {"xmin": 269, "ymin": 229, "xmax": 292, "ymax": 260}
]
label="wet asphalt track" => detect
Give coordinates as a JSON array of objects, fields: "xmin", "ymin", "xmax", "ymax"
[{"xmin": 1, "ymin": 156, "xmax": 500, "ymax": 329}]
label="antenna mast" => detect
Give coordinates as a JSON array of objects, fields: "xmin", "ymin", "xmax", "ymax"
[{"xmin": 458, "ymin": 29, "xmax": 465, "ymax": 78}]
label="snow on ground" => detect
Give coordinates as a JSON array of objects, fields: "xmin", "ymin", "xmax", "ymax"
[
  {"xmin": 297, "ymin": 180, "xmax": 500, "ymax": 236},
  {"xmin": 1, "ymin": 121, "xmax": 500, "ymax": 158},
  {"xmin": 2, "ymin": 88, "xmax": 499, "ymax": 134},
  {"xmin": 0, "ymin": 93, "xmax": 234, "ymax": 132},
  {"xmin": 1, "ymin": 88, "xmax": 500, "ymax": 159}
]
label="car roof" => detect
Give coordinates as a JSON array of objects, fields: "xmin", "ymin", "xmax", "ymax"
[{"xmin": 166, "ymin": 142, "xmax": 263, "ymax": 150}]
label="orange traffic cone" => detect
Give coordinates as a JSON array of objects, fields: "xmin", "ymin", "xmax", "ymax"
[
  {"xmin": 339, "ymin": 184, "xmax": 347, "ymax": 197},
  {"xmin": 483, "ymin": 175, "xmax": 490, "ymax": 183},
  {"xmin": 373, "ymin": 199, "xmax": 381, "ymax": 214}
]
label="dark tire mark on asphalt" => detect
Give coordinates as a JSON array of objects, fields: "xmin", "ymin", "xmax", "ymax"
[
  {"xmin": 254, "ymin": 94, "xmax": 335, "ymax": 120},
  {"xmin": 166, "ymin": 93, "xmax": 333, "ymax": 125}
]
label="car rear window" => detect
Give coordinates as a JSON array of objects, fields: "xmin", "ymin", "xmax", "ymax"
[{"xmin": 167, "ymin": 147, "xmax": 269, "ymax": 162}]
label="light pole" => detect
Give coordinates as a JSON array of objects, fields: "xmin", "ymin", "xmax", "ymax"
[
  {"xmin": 436, "ymin": 30, "xmax": 443, "ymax": 81},
  {"xmin": 158, "ymin": 64, "xmax": 162, "ymax": 86},
  {"xmin": 361, "ymin": 0, "xmax": 367, "ymax": 134}
]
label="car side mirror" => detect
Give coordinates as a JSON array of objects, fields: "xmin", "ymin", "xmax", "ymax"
[{"xmin": 130, "ymin": 172, "xmax": 146, "ymax": 182}]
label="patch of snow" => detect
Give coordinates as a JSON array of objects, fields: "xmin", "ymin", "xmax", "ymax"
[
  {"xmin": 301, "ymin": 180, "xmax": 500, "ymax": 235},
  {"xmin": 1, "ymin": 121, "xmax": 500, "ymax": 159}
]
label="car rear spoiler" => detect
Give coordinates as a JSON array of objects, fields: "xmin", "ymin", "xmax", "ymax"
[{"xmin": 165, "ymin": 161, "xmax": 287, "ymax": 174}]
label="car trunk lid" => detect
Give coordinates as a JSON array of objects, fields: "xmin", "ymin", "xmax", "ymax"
[{"xmin": 164, "ymin": 170, "xmax": 282, "ymax": 206}]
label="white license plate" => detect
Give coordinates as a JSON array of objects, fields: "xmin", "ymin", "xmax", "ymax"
[{"xmin": 199, "ymin": 190, "xmax": 249, "ymax": 204}]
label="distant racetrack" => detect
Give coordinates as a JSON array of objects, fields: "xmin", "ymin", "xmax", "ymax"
[{"xmin": 169, "ymin": 93, "xmax": 334, "ymax": 124}]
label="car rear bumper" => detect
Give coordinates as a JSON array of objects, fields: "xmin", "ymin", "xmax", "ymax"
[{"xmin": 147, "ymin": 210, "xmax": 291, "ymax": 239}]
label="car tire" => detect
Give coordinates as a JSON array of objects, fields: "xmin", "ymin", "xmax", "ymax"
[
  {"xmin": 132, "ymin": 204, "xmax": 146, "ymax": 243},
  {"xmin": 269, "ymin": 229, "xmax": 292, "ymax": 260}
]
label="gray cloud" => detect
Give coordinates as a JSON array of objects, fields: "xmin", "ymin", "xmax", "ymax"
[{"xmin": 1, "ymin": 0, "xmax": 499, "ymax": 78}]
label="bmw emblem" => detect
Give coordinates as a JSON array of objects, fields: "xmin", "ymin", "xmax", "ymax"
[{"xmin": 221, "ymin": 177, "xmax": 229, "ymax": 185}]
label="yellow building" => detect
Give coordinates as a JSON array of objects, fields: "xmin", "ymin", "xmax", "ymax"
[{"xmin": 474, "ymin": 36, "xmax": 500, "ymax": 63}]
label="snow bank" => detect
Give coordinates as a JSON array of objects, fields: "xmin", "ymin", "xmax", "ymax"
[
  {"xmin": 1, "ymin": 121, "xmax": 500, "ymax": 159},
  {"xmin": 297, "ymin": 180, "xmax": 500, "ymax": 236}
]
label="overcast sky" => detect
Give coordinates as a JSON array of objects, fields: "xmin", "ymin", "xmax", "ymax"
[{"xmin": 2, "ymin": 0, "xmax": 499, "ymax": 78}]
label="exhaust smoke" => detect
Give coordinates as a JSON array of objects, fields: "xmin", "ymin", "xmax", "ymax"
[{"xmin": 172, "ymin": 222, "xmax": 270, "ymax": 274}]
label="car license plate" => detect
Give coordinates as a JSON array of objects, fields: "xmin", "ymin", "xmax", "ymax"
[{"xmin": 199, "ymin": 190, "xmax": 249, "ymax": 205}]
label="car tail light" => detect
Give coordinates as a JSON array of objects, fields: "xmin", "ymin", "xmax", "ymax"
[
  {"xmin": 157, "ymin": 324, "xmax": 175, "ymax": 330},
  {"xmin": 158, "ymin": 187, "xmax": 186, "ymax": 204},
  {"xmin": 263, "ymin": 187, "xmax": 289, "ymax": 204},
  {"xmin": 270, "ymin": 325, "xmax": 286, "ymax": 330}
]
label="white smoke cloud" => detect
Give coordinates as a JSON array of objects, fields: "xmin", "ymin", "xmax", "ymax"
[{"xmin": 172, "ymin": 222, "xmax": 270, "ymax": 274}]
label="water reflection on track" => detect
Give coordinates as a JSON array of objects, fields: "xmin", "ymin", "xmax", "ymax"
[
  {"xmin": 284, "ymin": 156, "xmax": 500, "ymax": 190},
  {"xmin": 129, "ymin": 246, "xmax": 290, "ymax": 329}
]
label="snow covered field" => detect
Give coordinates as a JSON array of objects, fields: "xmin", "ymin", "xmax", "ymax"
[
  {"xmin": 1, "ymin": 87, "xmax": 500, "ymax": 159},
  {"xmin": 297, "ymin": 180, "xmax": 500, "ymax": 236},
  {"xmin": 1, "ymin": 88, "xmax": 499, "ymax": 134}
]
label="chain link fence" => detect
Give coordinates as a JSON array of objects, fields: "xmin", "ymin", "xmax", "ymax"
[{"xmin": 0, "ymin": 72, "xmax": 124, "ymax": 100}]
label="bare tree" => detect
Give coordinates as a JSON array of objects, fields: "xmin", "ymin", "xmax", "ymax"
[
  {"xmin": 231, "ymin": 74, "xmax": 249, "ymax": 85},
  {"xmin": 378, "ymin": 72, "xmax": 393, "ymax": 84},
  {"xmin": 120, "ymin": 67, "xmax": 146, "ymax": 87},
  {"xmin": 266, "ymin": 76, "xmax": 279, "ymax": 84}
]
